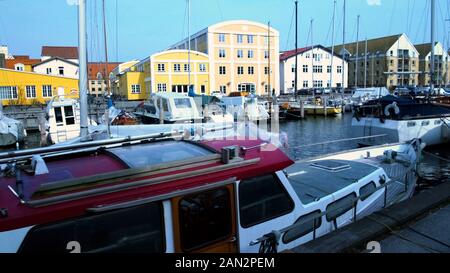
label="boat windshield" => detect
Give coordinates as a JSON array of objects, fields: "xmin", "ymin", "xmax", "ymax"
[
  {"xmin": 107, "ymin": 141, "xmax": 213, "ymax": 168},
  {"xmin": 174, "ymin": 98, "xmax": 192, "ymax": 109}
]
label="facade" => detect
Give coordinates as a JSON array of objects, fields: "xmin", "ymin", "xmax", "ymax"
[
  {"xmin": 5, "ymin": 55, "xmax": 40, "ymax": 72},
  {"xmin": 0, "ymin": 68, "xmax": 78, "ymax": 105},
  {"xmin": 170, "ymin": 20, "xmax": 280, "ymax": 96},
  {"xmin": 41, "ymin": 46, "xmax": 79, "ymax": 63},
  {"xmin": 333, "ymin": 34, "xmax": 419, "ymax": 88},
  {"xmin": 279, "ymin": 45, "xmax": 348, "ymax": 93},
  {"xmin": 110, "ymin": 60, "xmax": 140, "ymax": 96},
  {"xmin": 32, "ymin": 57, "xmax": 79, "ymax": 78},
  {"xmin": 415, "ymin": 42, "xmax": 450, "ymax": 86},
  {"xmin": 0, "ymin": 45, "xmax": 14, "ymax": 59},
  {"xmin": 88, "ymin": 62, "xmax": 121, "ymax": 97}
]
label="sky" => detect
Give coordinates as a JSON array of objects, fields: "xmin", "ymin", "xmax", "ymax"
[{"xmin": 0, "ymin": 0, "xmax": 449, "ymax": 62}]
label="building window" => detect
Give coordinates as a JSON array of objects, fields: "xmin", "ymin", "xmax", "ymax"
[
  {"xmin": 199, "ymin": 63, "xmax": 206, "ymax": 72},
  {"xmin": 15, "ymin": 64, "xmax": 24, "ymax": 71},
  {"xmin": 237, "ymin": 49, "xmax": 243, "ymax": 58},
  {"xmin": 58, "ymin": 66, "xmax": 64, "ymax": 76},
  {"xmin": 157, "ymin": 64, "xmax": 165, "ymax": 72},
  {"xmin": 220, "ymin": 85, "xmax": 226, "ymax": 93},
  {"xmin": 247, "ymin": 35, "xmax": 254, "ymax": 44},
  {"xmin": 184, "ymin": 64, "xmax": 190, "ymax": 72},
  {"xmin": 302, "ymin": 65, "xmax": 308, "ymax": 73},
  {"xmin": 337, "ymin": 66, "xmax": 342, "ymax": 74},
  {"xmin": 305, "ymin": 53, "xmax": 310, "ymax": 58},
  {"xmin": 313, "ymin": 80, "xmax": 323, "ymax": 88},
  {"xmin": 239, "ymin": 174, "xmax": 294, "ymax": 228},
  {"xmin": 248, "ymin": 50, "xmax": 254, "ymax": 59},
  {"xmin": 0, "ymin": 86, "xmax": 18, "ymax": 100},
  {"xmin": 291, "ymin": 65, "xmax": 296, "ymax": 73},
  {"xmin": 200, "ymin": 85, "xmax": 206, "ymax": 94},
  {"xmin": 46, "ymin": 68, "xmax": 52, "ymax": 74},
  {"xmin": 42, "ymin": 85, "xmax": 52, "ymax": 98},
  {"xmin": 237, "ymin": 34, "xmax": 243, "ymax": 44},
  {"xmin": 264, "ymin": 50, "xmax": 269, "ymax": 59},
  {"xmin": 237, "ymin": 66, "xmax": 244, "ymax": 75},
  {"xmin": 157, "ymin": 83, "xmax": 167, "ymax": 92},
  {"xmin": 174, "ymin": 64, "xmax": 181, "ymax": 72},
  {"xmin": 303, "ymin": 81, "xmax": 308, "ymax": 88},
  {"xmin": 264, "ymin": 67, "xmax": 270, "ymax": 75},
  {"xmin": 248, "ymin": 66, "xmax": 254, "ymax": 75},
  {"xmin": 26, "ymin": 85, "xmax": 36, "ymax": 98},
  {"xmin": 218, "ymin": 33, "xmax": 226, "ymax": 43},
  {"xmin": 219, "ymin": 49, "xmax": 226, "ymax": 58},
  {"xmin": 313, "ymin": 65, "xmax": 323, "ymax": 73},
  {"xmin": 219, "ymin": 66, "xmax": 226, "ymax": 75},
  {"xmin": 327, "ymin": 65, "xmax": 332, "ymax": 73},
  {"xmin": 131, "ymin": 84, "xmax": 141, "ymax": 94},
  {"xmin": 291, "ymin": 80, "xmax": 295, "ymax": 88}
]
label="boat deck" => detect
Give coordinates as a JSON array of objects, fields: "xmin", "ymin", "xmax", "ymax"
[{"xmin": 285, "ymin": 160, "xmax": 378, "ymax": 204}]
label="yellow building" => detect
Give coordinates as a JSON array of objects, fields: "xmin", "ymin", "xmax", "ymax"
[
  {"xmin": 170, "ymin": 20, "xmax": 280, "ymax": 96},
  {"xmin": 0, "ymin": 68, "xmax": 78, "ymax": 105},
  {"xmin": 116, "ymin": 50, "xmax": 210, "ymax": 100}
]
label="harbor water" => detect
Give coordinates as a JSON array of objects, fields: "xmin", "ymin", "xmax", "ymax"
[{"xmin": 10, "ymin": 114, "xmax": 450, "ymax": 192}]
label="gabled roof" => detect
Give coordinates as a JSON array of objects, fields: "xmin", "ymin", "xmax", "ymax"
[
  {"xmin": 32, "ymin": 56, "xmax": 79, "ymax": 68},
  {"xmin": 332, "ymin": 34, "xmax": 403, "ymax": 56},
  {"xmin": 88, "ymin": 62, "xmax": 121, "ymax": 80},
  {"xmin": 41, "ymin": 46, "xmax": 78, "ymax": 59},
  {"xmin": 280, "ymin": 45, "xmax": 343, "ymax": 61},
  {"xmin": 5, "ymin": 55, "xmax": 40, "ymax": 69},
  {"xmin": 414, "ymin": 42, "xmax": 439, "ymax": 58}
]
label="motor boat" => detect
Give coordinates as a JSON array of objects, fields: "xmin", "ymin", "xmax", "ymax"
[{"xmin": 0, "ymin": 108, "xmax": 26, "ymax": 148}]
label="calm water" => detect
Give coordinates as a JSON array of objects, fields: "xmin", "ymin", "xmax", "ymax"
[{"xmin": 11, "ymin": 114, "xmax": 450, "ymax": 189}]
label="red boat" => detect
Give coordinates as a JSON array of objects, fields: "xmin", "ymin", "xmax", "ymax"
[{"xmin": 0, "ymin": 132, "xmax": 421, "ymax": 253}]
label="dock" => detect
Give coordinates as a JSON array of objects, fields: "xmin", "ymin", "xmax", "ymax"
[{"xmin": 289, "ymin": 182, "xmax": 450, "ymax": 253}]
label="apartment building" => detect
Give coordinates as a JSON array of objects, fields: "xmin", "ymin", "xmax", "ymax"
[
  {"xmin": 170, "ymin": 20, "xmax": 280, "ymax": 96},
  {"xmin": 5, "ymin": 55, "xmax": 40, "ymax": 72},
  {"xmin": 280, "ymin": 45, "xmax": 348, "ymax": 93},
  {"xmin": 88, "ymin": 62, "xmax": 121, "ymax": 97},
  {"xmin": 333, "ymin": 34, "xmax": 419, "ymax": 88},
  {"xmin": 415, "ymin": 42, "xmax": 449, "ymax": 86}
]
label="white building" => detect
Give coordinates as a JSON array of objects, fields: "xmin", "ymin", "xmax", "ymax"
[
  {"xmin": 32, "ymin": 57, "xmax": 79, "ymax": 78},
  {"xmin": 0, "ymin": 45, "xmax": 14, "ymax": 59},
  {"xmin": 41, "ymin": 46, "xmax": 79, "ymax": 64},
  {"xmin": 280, "ymin": 45, "xmax": 348, "ymax": 94}
]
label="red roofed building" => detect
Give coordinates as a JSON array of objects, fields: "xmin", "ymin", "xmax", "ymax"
[
  {"xmin": 41, "ymin": 46, "xmax": 79, "ymax": 63},
  {"xmin": 5, "ymin": 55, "xmax": 41, "ymax": 72},
  {"xmin": 88, "ymin": 62, "xmax": 121, "ymax": 96}
]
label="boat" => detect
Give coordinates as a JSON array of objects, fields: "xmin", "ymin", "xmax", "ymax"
[
  {"xmin": 42, "ymin": 96, "xmax": 97, "ymax": 145},
  {"xmin": 0, "ymin": 132, "xmax": 422, "ymax": 253},
  {"xmin": 352, "ymin": 95, "xmax": 450, "ymax": 146},
  {"xmin": 0, "ymin": 108, "xmax": 26, "ymax": 148},
  {"xmin": 219, "ymin": 95, "xmax": 270, "ymax": 122},
  {"xmin": 281, "ymin": 96, "xmax": 342, "ymax": 118},
  {"xmin": 134, "ymin": 92, "xmax": 203, "ymax": 124}
]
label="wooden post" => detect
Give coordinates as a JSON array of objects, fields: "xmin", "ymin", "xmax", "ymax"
[
  {"xmin": 159, "ymin": 97, "xmax": 164, "ymax": 124},
  {"xmin": 300, "ymin": 100, "xmax": 305, "ymax": 119},
  {"xmin": 323, "ymin": 97, "xmax": 327, "ymax": 117}
]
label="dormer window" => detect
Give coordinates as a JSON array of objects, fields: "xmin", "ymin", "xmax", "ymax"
[{"xmin": 15, "ymin": 63, "xmax": 24, "ymax": 71}]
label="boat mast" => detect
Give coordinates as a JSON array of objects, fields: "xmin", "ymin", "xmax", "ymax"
[
  {"xmin": 364, "ymin": 37, "xmax": 368, "ymax": 88},
  {"xmin": 102, "ymin": 0, "xmax": 111, "ymax": 137},
  {"xmin": 268, "ymin": 21, "xmax": 271, "ymax": 96},
  {"xmin": 355, "ymin": 15, "xmax": 360, "ymax": 88},
  {"xmin": 188, "ymin": 0, "xmax": 191, "ymax": 94},
  {"xmin": 330, "ymin": 0, "xmax": 336, "ymax": 90},
  {"xmin": 78, "ymin": 0, "xmax": 88, "ymax": 139},
  {"xmin": 430, "ymin": 0, "xmax": 435, "ymax": 93},
  {"xmin": 310, "ymin": 19, "xmax": 314, "ymax": 90},
  {"xmin": 342, "ymin": 0, "xmax": 346, "ymax": 93},
  {"xmin": 295, "ymin": 0, "xmax": 298, "ymax": 100}
]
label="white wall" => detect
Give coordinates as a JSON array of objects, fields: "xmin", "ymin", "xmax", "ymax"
[
  {"xmin": 33, "ymin": 59, "xmax": 79, "ymax": 79},
  {"xmin": 280, "ymin": 47, "xmax": 348, "ymax": 93}
]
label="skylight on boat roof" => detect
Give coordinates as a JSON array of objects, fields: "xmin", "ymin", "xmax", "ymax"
[
  {"xmin": 108, "ymin": 141, "xmax": 213, "ymax": 168},
  {"xmin": 310, "ymin": 160, "xmax": 351, "ymax": 172}
]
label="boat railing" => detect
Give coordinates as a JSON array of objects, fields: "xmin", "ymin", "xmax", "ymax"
[{"xmin": 250, "ymin": 162, "xmax": 416, "ymax": 253}]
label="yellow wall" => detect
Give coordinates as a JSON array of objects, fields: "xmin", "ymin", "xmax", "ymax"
[
  {"xmin": 0, "ymin": 68, "xmax": 78, "ymax": 105},
  {"xmin": 118, "ymin": 71, "xmax": 146, "ymax": 100}
]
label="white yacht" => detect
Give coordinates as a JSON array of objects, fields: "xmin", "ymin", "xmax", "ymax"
[
  {"xmin": 219, "ymin": 95, "xmax": 270, "ymax": 122},
  {"xmin": 0, "ymin": 109, "xmax": 26, "ymax": 148}
]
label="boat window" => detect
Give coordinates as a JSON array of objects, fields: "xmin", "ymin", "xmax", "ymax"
[
  {"xmin": 174, "ymin": 98, "xmax": 192, "ymax": 109},
  {"xmin": 178, "ymin": 187, "xmax": 232, "ymax": 251},
  {"xmin": 107, "ymin": 141, "xmax": 213, "ymax": 168},
  {"xmin": 407, "ymin": 121, "xmax": 416, "ymax": 127},
  {"xmin": 19, "ymin": 202, "xmax": 165, "ymax": 253},
  {"xmin": 359, "ymin": 182, "xmax": 377, "ymax": 201},
  {"xmin": 326, "ymin": 192, "xmax": 357, "ymax": 222},
  {"xmin": 282, "ymin": 210, "xmax": 322, "ymax": 244},
  {"xmin": 64, "ymin": 106, "xmax": 75, "ymax": 125},
  {"xmin": 162, "ymin": 99, "xmax": 169, "ymax": 112},
  {"xmin": 421, "ymin": 121, "xmax": 430, "ymax": 126},
  {"xmin": 435, "ymin": 120, "xmax": 442, "ymax": 125},
  {"xmin": 239, "ymin": 174, "xmax": 294, "ymax": 228},
  {"xmin": 54, "ymin": 107, "xmax": 63, "ymax": 123}
]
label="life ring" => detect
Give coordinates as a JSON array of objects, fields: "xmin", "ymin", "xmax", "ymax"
[{"xmin": 384, "ymin": 102, "xmax": 400, "ymax": 117}]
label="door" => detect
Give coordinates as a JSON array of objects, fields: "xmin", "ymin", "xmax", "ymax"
[{"xmin": 171, "ymin": 184, "xmax": 238, "ymax": 253}]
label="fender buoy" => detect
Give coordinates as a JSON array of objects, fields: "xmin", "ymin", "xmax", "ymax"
[{"xmin": 384, "ymin": 102, "xmax": 400, "ymax": 117}]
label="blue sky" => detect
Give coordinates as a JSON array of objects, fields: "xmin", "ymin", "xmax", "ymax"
[{"xmin": 0, "ymin": 0, "xmax": 449, "ymax": 62}]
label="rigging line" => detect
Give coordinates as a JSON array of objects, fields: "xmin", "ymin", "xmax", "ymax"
[
  {"xmin": 285, "ymin": 4, "xmax": 295, "ymax": 51},
  {"xmin": 324, "ymin": 7, "xmax": 334, "ymax": 46},
  {"xmin": 387, "ymin": 0, "xmax": 397, "ymax": 35},
  {"xmin": 216, "ymin": 0, "xmax": 224, "ymax": 21},
  {"xmin": 423, "ymin": 0, "xmax": 430, "ymax": 43},
  {"xmin": 407, "ymin": 0, "xmax": 416, "ymax": 34},
  {"xmin": 181, "ymin": 2, "xmax": 187, "ymax": 40},
  {"xmin": 406, "ymin": 0, "xmax": 411, "ymax": 33},
  {"xmin": 414, "ymin": 0, "xmax": 428, "ymax": 42},
  {"xmin": 116, "ymin": 0, "xmax": 119, "ymax": 62}
]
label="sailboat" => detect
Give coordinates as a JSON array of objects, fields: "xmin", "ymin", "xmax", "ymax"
[{"xmin": 351, "ymin": 0, "xmax": 450, "ymax": 147}]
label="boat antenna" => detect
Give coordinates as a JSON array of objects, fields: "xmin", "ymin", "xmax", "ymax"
[
  {"xmin": 102, "ymin": 0, "xmax": 111, "ymax": 137},
  {"xmin": 294, "ymin": 0, "xmax": 298, "ymax": 101},
  {"xmin": 430, "ymin": 0, "xmax": 435, "ymax": 96},
  {"xmin": 78, "ymin": 0, "xmax": 88, "ymax": 139}
]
